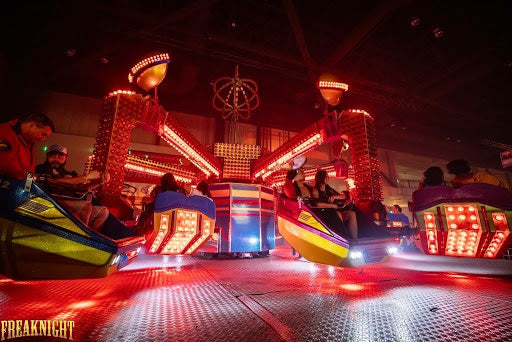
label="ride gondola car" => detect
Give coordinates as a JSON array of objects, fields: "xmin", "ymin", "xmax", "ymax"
[
  {"xmin": 277, "ymin": 195, "xmax": 399, "ymax": 267},
  {"xmin": 145, "ymin": 191, "xmax": 216, "ymax": 255},
  {"xmin": 412, "ymin": 183, "xmax": 512, "ymax": 258},
  {"xmin": 0, "ymin": 174, "xmax": 144, "ymax": 280}
]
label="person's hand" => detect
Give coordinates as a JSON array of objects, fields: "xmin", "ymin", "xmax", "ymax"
[
  {"xmin": 102, "ymin": 171, "xmax": 110, "ymax": 183},
  {"xmin": 85, "ymin": 170, "xmax": 101, "ymax": 180},
  {"xmin": 331, "ymin": 203, "xmax": 338, "ymax": 208},
  {"xmin": 328, "ymin": 196, "xmax": 334, "ymax": 203}
]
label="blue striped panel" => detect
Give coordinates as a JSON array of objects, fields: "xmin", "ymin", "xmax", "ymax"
[
  {"xmin": 230, "ymin": 214, "xmax": 261, "ymax": 252},
  {"xmin": 215, "ymin": 214, "xmax": 231, "ymax": 252}
]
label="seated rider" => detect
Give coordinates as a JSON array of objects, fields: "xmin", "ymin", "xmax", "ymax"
[
  {"xmin": 418, "ymin": 166, "xmax": 445, "ymax": 189},
  {"xmin": 190, "ymin": 181, "xmax": 212, "ymax": 199},
  {"xmin": 388, "ymin": 204, "xmax": 410, "ymax": 227},
  {"xmin": 283, "ymin": 168, "xmax": 313, "ymax": 200},
  {"xmin": 311, "ymin": 170, "xmax": 358, "ymax": 239},
  {"xmin": 35, "ymin": 144, "xmax": 109, "ymax": 231},
  {"xmin": 136, "ymin": 172, "xmax": 183, "ymax": 235},
  {"xmin": 446, "ymin": 159, "xmax": 508, "ymax": 189},
  {"xmin": 0, "ymin": 114, "xmax": 54, "ymax": 180}
]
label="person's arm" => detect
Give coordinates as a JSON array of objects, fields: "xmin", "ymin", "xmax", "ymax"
[
  {"xmin": 315, "ymin": 202, "xmax": 338, "ymax": 208},
  {"xmin": 53, "ymin": 171, "xmax": 101, "ymax": 185},
  {"xmin": 311, "ymin": 188, "xmax": 319, "ymax": 199},
  {"xmin": 310, "ymin": 189, "xmax": 336, "ymax": 207},
  {"xmin": 283, "ymin": 180, "xmax": 297, "ymax": 199}
]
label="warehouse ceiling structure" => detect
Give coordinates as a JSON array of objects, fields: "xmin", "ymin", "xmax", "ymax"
[{"xmin": 1, "ymin": 0, "xmax": 511, "ymax": 167}]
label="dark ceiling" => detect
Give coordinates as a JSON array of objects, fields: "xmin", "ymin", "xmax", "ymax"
[{"xmin": 1, "ymin": 0, "xmax": 512, "ymax": 166}]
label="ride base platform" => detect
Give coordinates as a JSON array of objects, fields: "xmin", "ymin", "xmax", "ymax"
[{"xmin": 1, "ymin": 246, "xmax": 511, "ymax": 341}]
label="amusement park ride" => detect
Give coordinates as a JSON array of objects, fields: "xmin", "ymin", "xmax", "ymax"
[{"xmin": 1, "ymin": 51, "xmax": 511, "ymax": 280}]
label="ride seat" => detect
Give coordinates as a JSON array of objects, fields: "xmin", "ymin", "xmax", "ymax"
[
  {"xmin": 147, "ymin": 191, "xmax": 216, "ymax": 254},
  {"xmin": 413, "ymin": 184, "xmax": 512, "ymax": 211}
]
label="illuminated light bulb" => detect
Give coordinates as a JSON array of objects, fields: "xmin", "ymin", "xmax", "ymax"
[
  {"xmin": 447, "ymin": 207, "xmax": 454, "ymax": 212},
  {"xmin": 471, "ymin": 224, "xmax": 479, "ymax": 229},
  {"xmin": 468, "ymin": 206, "xmax": 476, "ymax": 212},
  {"xmin": 427, "ymin": 223, "xmax": 434, "ymax": 228},
  {"xmin": 469, "ymin": 215, "xmax": 477, "ymax": 221},
  {"xmin": 449, "ymin": 215, "xmax": 456, "ymax": 220},
  {"xmin": 487, "ymin": 251, "xmax": 493, "ymax": 257},
  {"xmin": 450, "ymin": 224, "xmax": 457, "ymax": 229},
  {"xmin": 495, "ymin": 215, "xmax": 504, "ymax": 221},
  {"xmin": 457, "ymin": 207, "xmax": 464, "ymax": 212},
  {"xmin": 458, "ymin": 215, "xmax": 466, "ymax": 220},
  {"xmin": 497, "ymin": 232, "xmax": 505, "ymax": 238},
  {"xmin": 426, "ymin": 214, "xmax": 433, "ymax": 220},
  {"xmin": 489, "ymin": 247, "xmax": 496, "ymax": 252}
]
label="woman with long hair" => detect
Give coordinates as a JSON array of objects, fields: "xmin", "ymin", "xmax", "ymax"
[
  {"xmin": 312, "ymin": 170, "xmax": 358, "ymax": 239},
  {"xmin": 136, "ymin": 173, "xmax": 182, "ymax": 236},
  {"xmin": 191, "ymin": 181, "xmax": 212, "ymax": 198}
]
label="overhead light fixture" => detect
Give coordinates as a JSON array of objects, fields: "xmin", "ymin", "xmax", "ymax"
[
  {"xmin": 65, "ymin": 49, "xmax": 76, "ymax": 57},
  {"xmin": 100, "ymin": 57, "xmax": 109, "ymax": 64},
  {"xmin": 410, "ymin": 17, "xmax": 421, "ymax": 27},
  {"xmin": 128, "ymin": 53, "xmax": 171, "ymax": 91},
  {"xmin": 317, "ymin": 73, "xmax": 349, "ymax": 106},
  {"xmin": 433, "ymin": 27, "xmax": 444, "ymax": 38}
]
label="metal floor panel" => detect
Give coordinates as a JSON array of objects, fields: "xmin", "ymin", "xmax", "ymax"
[{"xmin": 1, "ymin": 249, "xmax": 512, "ymax": 341}]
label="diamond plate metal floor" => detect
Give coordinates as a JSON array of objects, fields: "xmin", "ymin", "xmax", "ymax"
[{"xmin": 1, "ymin": 248, "xmax": 512, "ymax": 341}]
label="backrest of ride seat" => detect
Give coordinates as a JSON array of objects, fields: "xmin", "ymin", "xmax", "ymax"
[
  {"xmin": 0, "ymin": 175, "xmax": 115, "ymax": 247},
  {"xmin": 149, "ymin": 191, "xmax": 216, "ymax": 254},
  {"xmin": 155, "ymin": 191, "xmax": 216, "ymax": 219},
  {"xmin": 413, "ymin": 184, "xmax": 512, "ymax": 212}
]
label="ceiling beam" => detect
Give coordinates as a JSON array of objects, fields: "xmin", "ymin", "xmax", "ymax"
[
  {"xmin": 411, "ymin": 41, "xmax": 505, "ymax": 94},
  {"xmin": 47, "ymin": 0, "xmax": 220, "ymax": 84},
  {"xmin": 282, "ymin": 0, "xmax": 318, "ymax": 82},
  {"xmin": 325, "ymin": 0, "xmax": 405, "ymax": 68},
  {"xmin": 423, "ymin": 59, "xmax": 502, "ymax": 99}
]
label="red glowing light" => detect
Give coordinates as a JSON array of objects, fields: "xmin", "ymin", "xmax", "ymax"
[
  {"xmin": 68, "ymin": 300, "xmax": 97, "ymax": 309},
  {"xmin": 444, "ymin": 205, "xmax": 483, "ymax": 258},
  {"xmin": 484, "ymin": 212, "xmax": 511, "ymax": 258},
  {"xmin": 124, "ymin": 160, "xmax": 193, "ymax": 184},
  {"xmin": 106, "ymin": 90, "xmax": 136, "ymax": 98},
  {"xmin": 125, "ymin": 249, "xmax": 139, "ymax": 260},
  {"xmin": 339, "ymin": 283, "xmax": 364, "ymax": 291},
  {"xmin": 317, "ymin": 81, "xmax": 349, "ymax": 91},
  {"xmin": 161, "ymin": 125, "xmax": 220, "ymax": 177},
  {"xmin": 128, "ymin": 53, "xmax": 170, "ymax": 83},
  {"xmin": 149, "ymin": 214, "xmax": 170, "ymax": 254},
  {"xmin": 423, "ymin": 212, "xmax": 439, "ymax": 254}
]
